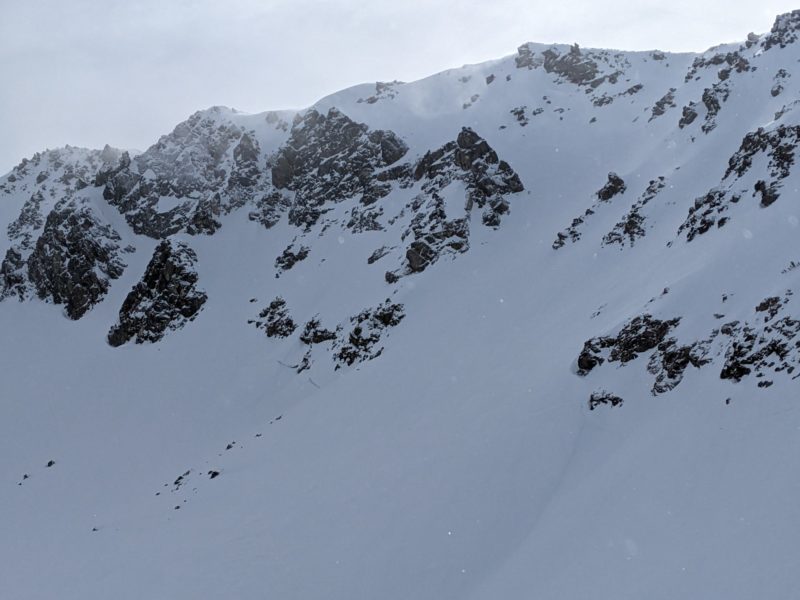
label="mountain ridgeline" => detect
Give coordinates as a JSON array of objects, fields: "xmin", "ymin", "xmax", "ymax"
[{"xmin": 4, "ymin": 13, "xmax": 800, "ymax": 394}]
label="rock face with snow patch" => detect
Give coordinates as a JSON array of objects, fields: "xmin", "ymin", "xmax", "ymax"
[
  {"xmin": 603, "ymin": 177, "xmax": 666, "ymax": 247},
  {"xmin": 107, "ymin": 240, "xmax": 206, "ymax": 346},
  {"xmin": 588, "ymin": 390, "xmax": 624, "ymax": 410},
  {"xmin": 553, "ymin": 172, "xmax": 627, "ymax": 249},
  {"xmin": 649, "ymin": 88, "xmax": 677, "ymax": 121},
  {"xmin": 274, "ymin": 243, "xmax": 310, "ymax": 276},
  {"xmin": 1, "ymin": 192, "xmax": 47, "ymax": 299},
  {"xmin": 249, "ymin": 297, "xmax": 297, "ymax": 338},
  {"xmin": 577, "ymin": 314, "xmax": 681, "ymax": 376},
  {"xmin": 267, "ymin": 108, "xmax": 408, "ymax": 228},
  {"xmin": 678, "ymin": 123, "xmax": 800, "ymax": 241},
  {"xmin": 0, "ymin": 147, "xmax": 128, "ymax": 310},
  {"xmin": 514, "ymin": 42, "xmax": 637, "ymax": 106},
  {"xmin": 333, "ymin": 300, "xmax": 405, "ymax": 368},
  {"xmin": 384, "ymin": 127, "xmax": 523, "ymax": 278},
  {"xmin": 762, "ymin": 9, "xmax": 800, "ymax": 50},
  {"xmin": 718, "ymin": 293, "xmax": 800, "ymax": 384},
  {"xmin": 2, "ymin": 202, "xmax": 128, "ymax": 319},
  {"xmin": 577, "ymin": 313, "xmax": 714, "ymax": 396},
  {"xmin": 1, "ymin": 145, "xmax": 121, "ymax": 198},
  {"xmin": 577, "ymin": 291, "xmax": 800, "ymax": 395},
  {"xmin": 99, "ymin": 108, "xmax": 280, "ymax": 238}
]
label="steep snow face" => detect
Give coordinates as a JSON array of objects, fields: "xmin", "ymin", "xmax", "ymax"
[{"xmin": 3, "ymin": 11, "xmax": 800, "ymax": 600}]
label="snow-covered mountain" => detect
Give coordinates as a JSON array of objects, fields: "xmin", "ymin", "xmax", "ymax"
[{"xmin": 3, "ymin": 11, "xmax": 800, "ymax": 599}]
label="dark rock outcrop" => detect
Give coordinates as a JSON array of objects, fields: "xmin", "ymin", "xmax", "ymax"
[
  {"xmin": 542, "ymin": 44, "xmax": 602, "ymax": 86},
  {"xmin": 381, "ymin": 127, "xmax": 523, "ymax": 279},
  {"xmin": 678, "ymin": 103, "xmax": 699, "ymax": 129},
  {"xmin": 588, "ymin": 391, "xmax": 624, "ymax": 410},
  {"xmin": 677, "ymin": 189, "xmax": 736, "ymax": 241},
  {"xmin": 771, "ymin": 69, "xmax": 789, "ymax": 97},
  {"xmin": 603, "ymin": 177, "xmax": 666, "ymax": 247},
  {"xmin": 553, "ymin": 173, "xmax": 626, "ymax": 249},
  {"xmin": 510, "ymin": 106, "xmax": 529, "ymax": 126},
  {"xmin": 299, "ymin": 318, "xmax": 337, "ymax": 345},
  {"xmin": 515, "ymin": 44, "xmax": 539, "ymax": 69},
  {"xmin": 1, "ymin": 193, "xmax": 51, "ymax": 300},
  {"xmin": 185, "ymin": 196, "xmax": 222, "ymax": 236},
  {"xmin": 577, "ymin": 314, "xmax": 681, "ymax": 375},
  {"xmin": 250, "ymin": 297, "xmax": 297, "ymax": 338},
  {"xmin": 6, "ymin": 192, "xmax": 45, "ymax": 248},
  {"xmin": 649, "ymin": 89, "xmax": 677, "ymax": 121},
  {"xmin": 99, "ymin": 108, "xmax": 270, "ymax": 238},
  {"xmin": 269, "ymin": 108, "xmax": 408, "ymax": 228},
  {"xmin": 578, "ymin": 292, "xmax": 800, "ymax": 396},
  {"xmin": 367, "ymin": 246, "xmax": 393, "ymax": 265},
  {"xmin": 346, "ymin": 205, "xmax": 385, "ymax": 233},
  {"xmin": 0, "ymin": 247, "xmax": 28, "ymax": 300},
  {"xmin": 513, "ymin": 43, "xmax": 634, "ymax": 108},
  {"xmin": 725, "ymin": 125, "xmax": 799, "ymax": 181},
  {"xmin": 275, "ymin": 244, "xmax": 310, "ymax": 275},
  {"xmin": 578, "ymin": 313, "xmax": 711, "ymax": 396},
  {"xmin": 356, "ymin": 81, "xmax": 403, "ymax": 104},
  {"xmin": 553, "ymin": 208, "xmax": 594, "ymax": 249},
  {"xmin": 248, "ymin": 191, "xmax": 292, "ymax": 229},
  {"xmin": 25, "ymin": 203, "xmax": 127, "ymax": 320},
  {"xmin": 1, "ymin": 145, "xmax": 120, "ymax": 199},
  {"xmin": 762, "ymin": 10, "xmax": 800, "ymax": 51},
  {"xmin": 648, "ymin": 338, "xmax": 712, "ymax": 394},
  {"xmin": 596, "ymin": 172, "xmax": 626, "ymax": 202},
  {"xmin": 107, "ymin": 240, "xmax": 206, "ymax": 346},
  {"xmin": 684, "ymin": 51, "xmax": 751, "ymax": 82},
  {"xmin": 719, "ymin": 294, "xmax": 800, "ymax": 382},
  {"xmin": 678, "ymin": 124, "xmax": 800, "ymax": 241},
  {"xmin": 700, "ymin": 82, "xmax": 731, "ymax": 133},
  {"xmin": 95, "ymin": 151, "xmax": 136, "ymax": 204},
  {"xmin": 334, "ymin": 300, "xmax": 405, "ymax": 367}
]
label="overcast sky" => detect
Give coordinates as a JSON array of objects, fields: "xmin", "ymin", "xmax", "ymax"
[{"xmin": 1, "ymin": 0, "xmax": 797, "ymax": 173}]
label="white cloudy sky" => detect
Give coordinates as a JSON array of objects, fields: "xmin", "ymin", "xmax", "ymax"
[{"xmin": 1, "ymin": 0, "xmax": 797, "ymax": 173}]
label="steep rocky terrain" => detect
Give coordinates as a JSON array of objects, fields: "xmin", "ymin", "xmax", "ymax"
[
  {"xmin": 107, "ymin": 239, "xmax": 207, "ymax": 346},
  {"xmin": 3, "ymin": 11, "xmax": 800, "ymax": 600}
]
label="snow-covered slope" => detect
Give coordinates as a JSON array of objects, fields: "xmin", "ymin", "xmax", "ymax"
[{"xmin": 3, "ymin": 11, "xmax": 800, "ymax": 599}]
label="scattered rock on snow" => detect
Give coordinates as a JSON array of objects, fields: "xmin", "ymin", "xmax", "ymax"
[
  {"xmin": 334, "ymin": 300, "xmax": 405, "ymax": 368},
  {"xmin": 588, "ymin": 390, "xmax": 624, "ymax": 410},
  {"xmin": 250, "ymin": 297, "xmax": 297, "ymax": 338}
]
